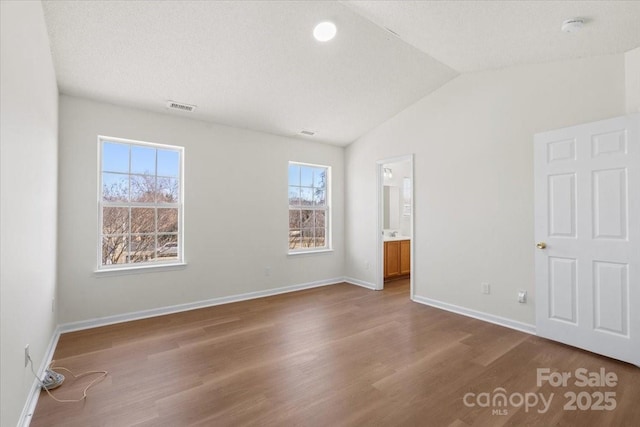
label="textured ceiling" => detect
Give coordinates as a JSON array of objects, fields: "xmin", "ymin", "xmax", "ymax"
[
  {"xmin": 346, "ymin": 0, "xmax": 640, "ymax": 72},
  {"xmin": 41, "ymin": 1, "xmax": 640, "ymax": 146},
  {"xmin": 41, "ymin": 0, "xmax": 456, "ymax": 146}
]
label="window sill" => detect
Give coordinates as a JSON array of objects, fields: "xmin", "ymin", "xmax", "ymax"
[
  {"xmin": 94, "ymin": 262, "xmax": 187, "ymax": 277},
  {"xmin": 287, "ymin": 248, "xmax": 334, "ymax": 257}
]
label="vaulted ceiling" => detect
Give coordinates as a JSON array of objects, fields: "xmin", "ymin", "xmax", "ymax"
[{"xmin": 42, "ymin": 1, "xmax": 640, "ymax": 146}]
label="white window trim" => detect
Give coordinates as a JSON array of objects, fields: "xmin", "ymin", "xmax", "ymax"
[
  {"xmin": 288, "ymin": 161, "xmax": 331, "ymax": 254},
  {"xmin": 287, "ymin": 248, "xmax": 334, "ymax": 256},
  {"xmin": 97, "ymin": 135, "xmax": 185, "ymax": 272},
  {"xmin": 94, "ymin": 262, "xmax": 187, "ymax": 276}
]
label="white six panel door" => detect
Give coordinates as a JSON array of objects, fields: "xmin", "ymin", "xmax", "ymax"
[{"xmin": 534, "ymin": 114, "xmax": 639, "ymax": 366}]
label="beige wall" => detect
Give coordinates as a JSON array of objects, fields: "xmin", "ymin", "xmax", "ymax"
[
  {"xmin": 626, "ymin": 47, "xmax": 640, "ymax": 113},
  {"xmin": 345, "ymin": 54, "xmax": 626, "ymax": 325},
  {"xmin": 0, "ymin": 2, "xmax": 59, "ymax": 426},
  {"xmin": 57, "ymin": 96, "xmax": 345, "ymax": 324}
]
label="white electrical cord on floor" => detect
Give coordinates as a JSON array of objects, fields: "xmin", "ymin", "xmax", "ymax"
[{"xmin": 28, "ymin": 355, "xmax": 108, "ymax": 403}]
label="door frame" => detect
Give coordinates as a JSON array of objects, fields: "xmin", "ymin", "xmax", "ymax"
[{"xmin": 376, "ymin": 154, "xmax": 414, "ymax": 299}]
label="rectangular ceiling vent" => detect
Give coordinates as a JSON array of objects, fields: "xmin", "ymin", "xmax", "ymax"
[
  {"xmin": 300, "ymin": 130, "xmax": 315, "ymax": 136},
  {"xmin": 166, "ymin": 100, "xmax": 196, "ymax": 112}
]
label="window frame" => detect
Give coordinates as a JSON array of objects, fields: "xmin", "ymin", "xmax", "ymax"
[
  {"xmin": 97, "ymin": 135, "xmax": 185, "ymax": 272},
  {"xmin": 288, "ymin": 161, "xmax": 332, "ymax": 254}
]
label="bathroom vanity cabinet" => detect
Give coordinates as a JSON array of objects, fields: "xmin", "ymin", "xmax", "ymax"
[{"xmin": 384, "ymin": 239, "xmax": 410, "ymax": 280}]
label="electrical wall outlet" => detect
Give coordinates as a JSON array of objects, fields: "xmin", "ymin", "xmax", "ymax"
[
  {"xmin": 24, "ymin": 345, "xmax": 29, "ymax": 367},
  {"xmin": 518, "ymin": 290, "xmax": 527, "ymax": 303},
  {"xmin": 264, "ymin": 267, "xmax": 271, "ymax": 276},
  {"xmin": 365, "ymin": 261, "xmax": 370, "ymax": 270},
  {"xmin": 481, "ymin": 282, "xmax": 491, "ymax": 295}
]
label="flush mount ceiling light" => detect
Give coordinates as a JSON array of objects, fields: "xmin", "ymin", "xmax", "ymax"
[
  {"xmin": 561, "ymin": 18, "xmax": 584, "ymax": 33},
  {"xmin": 314, "ymin": 21, "xmax": 337, "ymax": 42}
]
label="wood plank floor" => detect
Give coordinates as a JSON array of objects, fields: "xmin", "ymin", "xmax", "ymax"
[{"xmin": 31, "ymin": 280, "xmax": 640, "ymax": 426}]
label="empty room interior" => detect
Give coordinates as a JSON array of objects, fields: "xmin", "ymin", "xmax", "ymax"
[{"xmin": 2, "ymin": 1, "xmax": 640, "ymax": 426}]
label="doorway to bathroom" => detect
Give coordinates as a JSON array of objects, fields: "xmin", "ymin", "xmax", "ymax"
[{"xmin": 376, "ymin": 155, "xmax": 413, "ymax": 297}]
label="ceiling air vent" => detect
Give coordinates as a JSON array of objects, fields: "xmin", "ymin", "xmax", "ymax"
[
  {"xmin": 384, "ymin": 27, "xmax": 401, "ymax": 38},
  {"xmin": 166, "ymin": 100, "xmax": 196, "ymax": 112},
  {"xmin": 300, "ymin": 130, "xmax": 315, "ymax": 136}
]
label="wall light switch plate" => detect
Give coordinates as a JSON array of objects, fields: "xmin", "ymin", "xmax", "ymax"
[
  {"xmin": 518, "ymin": 290, "xmax": 527, "ymax": 303},
  {"xmin": 481, "ymin": 283, "xmax": 490, "ymax": 294}
]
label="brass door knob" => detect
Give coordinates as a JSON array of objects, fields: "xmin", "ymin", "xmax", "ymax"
[{"xmin": 536, "ymin": 242, "xmax": 547, "ymax": 249}]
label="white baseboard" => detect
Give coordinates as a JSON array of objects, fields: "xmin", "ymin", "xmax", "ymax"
[
  {"xmin": 19, "ymin": 280, "xmax": 534, "ymax": 426},
  {"xmin": 20, "ymin": 325, "xmax": 61, "ymax": 427},
  {"xmin": 412, "ymin": 295, "xmax": 536, "ymax": 335},
  {"xmin": 343, "ymin": 276, "xmax": 377, "ymax": 290},
  {"xmin": 59, "ymin": 277, "xmax": 344, "ymax": 333},
  {"xmin": 21, "ymin": 277, "xmax": 346, "ymax": 425}
]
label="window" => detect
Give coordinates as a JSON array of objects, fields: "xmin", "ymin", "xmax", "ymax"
[
  {"xmin": 99, "ymin": 136, "xmax": 183, "ymax": 269},
  {"xmin": 288, "ymin": 162, "xmax": 330, "ymax": 252},
  {"xmin": 403, "ymin": 177, "xmax": 412, "ymax": 216}
]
